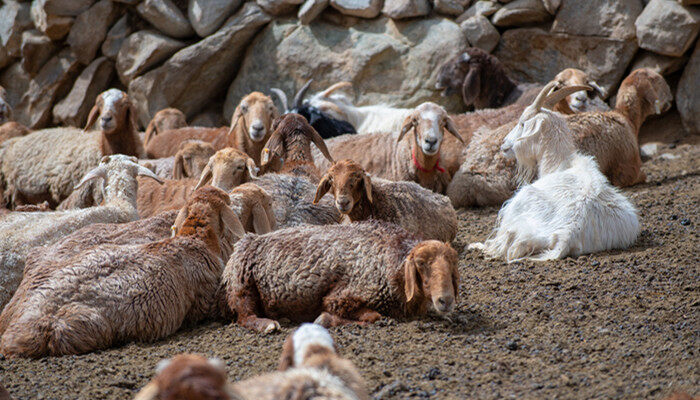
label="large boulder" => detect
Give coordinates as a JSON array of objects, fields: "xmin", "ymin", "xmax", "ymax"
[
  {"xmin": 129, "ymin": 3, "xmax": 272, "ymax": 126},
  {"xmin": 491, "ymin": 0, "xmax": 550, "ymax": 27},
  {"xmin": 53, "ymin": 57, "xmax": 114, "ymax": 127},
  {"xmin": 676, "ymin": 41, "xmax": 699, "ymax": 135},
  {"xmin": 188, "ymin": 0, "xmax": 243, "ymax": 37},
  {"xmin": 456, "ymin": 1, "xmax": 501, "ymax": 22},
  {"xmin": 494, "ymin": 28, "xmax": 638, "ymax": 95},
  {"xmin": 14, "ymin": 49, "xmax": 83, "ymax": 128},
  {"xmin": 67, "ymin": 0, "xmax": 122, "ymax": 65},
  {"xmin": 298, "ymin": 0, "xmax": 329, "ymax": 24},
  {"xmin": 30, "ymin": 0, "xmax": 74, "ymax": 40},
  {"xmin": 329, "ymin": 0, "xmax": 383, "ymax": 18},
  {"xmin": 256, "ymin": 0, "xmax": 298, "ymax": 16},
  {"xmin": 34, "ymin": 0, "xmax": 95, "ymax": 16},
  {"xmin": 116, "ymin": 30, "xmax": 186, "ymax": 85},
  {"xmin": 460, "ymin": 14, "xmax": 499, "ymax": 53},
  {"xmin": 0, "ymin": 63, "xmax": 32, "ymax": 108},
  {"xmin": 382, "ymin": 0, "xmax": 431, "ymax": 19},
  {"xmin": 225, "ymin": 16, "xmax": 467, "ymax": 118},
  {"xmin": 20, "ymin": 30, "xmax": 58, "ymax": 76},
  {"xmin": 136, "ymin": 0, "xmax": 196, "ymax": 39},
  {"xmin": 551, "ymin": 0, "xmax": 643, "ymax": 40},
  {"xmin": 433, "ymin": 0, "xmax": 467, "ymax": 16},
  {"xmin": 630, "ymin": 49, "xmax": 688, "ymax": 76},
  {"xmin": 102, "ymin": 15, "xmax": 131, "ymax": 60},
  {"xmin": 0, "ymin": 1, "xmax": 33, "ymax": 58},
  {"xmin": 635, "ymin": 0, "xmax": 700, "ymax": 57}
]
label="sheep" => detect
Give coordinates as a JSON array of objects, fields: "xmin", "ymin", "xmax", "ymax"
[
  {"xmin": 228, "ymin": 183, "xmax": 276, "ymax": 235},
  {"xmin": 223, "ymin": 221, "xmax": 459, "ymax": 333},
  {"xmin": 435, "ymin": 48, "xmax": 608, "ymax": 111},
  {"xmin": 0, "ymin": 122, "xmax": 30, "ymax": 146},
  {"xmin": 468, "ymin": 82, "xmax": 640, "ymax": 262},
  {"xmin": 0, "ymin": 186, "xmax": 245, "ymax": 358},
  {"xmin": 133, "ymin": 324, "xmax": 368, "ymax": 400},
  {"xmin": 138, "ymin": 140, "xmax": 216, "ymax": 181},
  {"xmin": 313, "ymin": 159, "xmax": 457, "ymax": 242},
  {"xmin": 146, "ymin": 92, "xmax": 279, "ymax": 166},
  {"xmin": 0, "ymin": 155, "xmax": 163, "ymax": 310},
  {"xmin": 447, "ymin": 68, "xmax": 672, "ymax": 208},
  {"xmin": 271, "ymin": 80, "xmax": 357, "ymax": 139},
  {"xmin": 137, "ymin": 148, "xmax": 258, "ymax": 218},
  {"xmin": 142, "ymin": 107, "xmax": 187, "ymax": 149},
  {"xmin": 313, "ymin": 102, "xmax": 466, "ymax": 194},
  {"xmin": 0, "ymin": 89, "xmax": 145, "ymax": 207}
]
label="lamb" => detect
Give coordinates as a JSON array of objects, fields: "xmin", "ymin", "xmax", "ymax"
[
  {"xmin": 313, "ymin": 102, "xmax": 465, "ymax": 194},
  {"xmin": 137, "ymin": 148, "xmax": 258, "ymax": 218},
  {"xmin": 133, "ymin": 324, "xmax": 368, "ymax": 400},
  {"xmin": 447, "ymin": 68, "xmax": 672, "ymax": 208},
  {"xmin": 142, "ymin": 107, "xmax": 187, "ymax": 149},
  {"xmin": 468, "ymin": 82, "xmax": 640, "ymax": 262},
  {"xmin": 228, "ymin": 183, "xmax": 276, "ymax": 235},
  {"xmin": 0, "ymin": 186, "xmax": 245, "ymax": 358},
  {"xmin": 271, "ymin": 80, "xmax": 357, "ymax": 139},
  {"xmin": 0, "ymin": 89, "xmax": 145, "ymax": 207},
  {"xmin": 0, "ymin": 155, "xmax": 163, "ymax": 310},
  {"xmin": 313, "ymin": 159, "xmax": 457, "ymax": 242},
  {"xmin": 435, "ymin": 48, "xmax": 608, "ymax": 111},
  {"xmin": 223, "ymin": 221, "xmax": 459, "ymax": 333}
]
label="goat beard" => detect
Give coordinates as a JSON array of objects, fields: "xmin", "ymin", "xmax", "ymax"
[{"xmin": 514, "ymin": 157, "xmax": 538, "ymax": 187}]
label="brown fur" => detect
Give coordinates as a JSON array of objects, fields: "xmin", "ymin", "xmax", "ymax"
[
  {"xmin": 138, "ymin": 355, "xmax": 235, "ymax": 400},
  {"xmin": 0, "ymin": 122, "xmax": 30, "ymax": 145},
  {"xmin": 84, "ymin": 90, "xmax": 146, "ymax": 159},
  {"xmin": 143, "ymin": 108, "xmax": 187, "ymax": 149},
  {"xmin": 228, "ymin": 183, "xmax": 276, "ymax": 235},
  {"xmin": 222, "ymin": 221, "xmax": 459, "ymax": 333},
  {"xmin": 146, "ymin": 127, "xmax": 227, "ymax": 159}
]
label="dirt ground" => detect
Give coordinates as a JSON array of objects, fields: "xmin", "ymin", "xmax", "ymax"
[{"xmin": 1, "ymin": 119, "xmax": 698, "ymax": 399}]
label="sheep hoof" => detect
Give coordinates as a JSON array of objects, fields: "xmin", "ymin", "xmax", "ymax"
[
  {"xmin": 467, "ymin": 242, "xmax": 485, "ymax": 251},
  {"xmin": 263, "ymin": 321, "xmax": 280, "ymax": 334}
]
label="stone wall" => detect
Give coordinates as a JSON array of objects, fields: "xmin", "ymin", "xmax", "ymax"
[{"xmin": 0, "ymin": 0, "xmax": 698, "ymax": 133}]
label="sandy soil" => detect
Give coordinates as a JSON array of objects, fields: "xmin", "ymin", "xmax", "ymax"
[{"xmin": 1, "ymin": 135, "xmax": 698, "ymax": 399}]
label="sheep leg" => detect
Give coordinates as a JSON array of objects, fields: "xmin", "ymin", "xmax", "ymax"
[
  {"xmin": 230, "ymin": 288, "xmax": 280, "ymax": 334},
  {"xmin": 314, "ymin": 309, "xmax": 382, "ymax": 328},
  {"xmin": 317, "ymin": 293, "xmax": 383, "ymax": 327}
]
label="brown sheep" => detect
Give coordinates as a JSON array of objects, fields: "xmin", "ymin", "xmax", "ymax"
[
  {"xmin": 0, "ymin": 122, "xmax": 30, "ymax": 146},
  {"xmin": 223, "ymin": 221, "xmax": 459, "ymax": 333},
  {"xmin": 145, "ymin": 126, "xmax": 226, "ymax": 159},
  {"xmin": 0, "ymin": 187, "xmax": 244, "ymax": 358},
  {"xmin": 143, "ymin": 107, "xmax": 187, "ymax": 149},
  {"xmin": 228, "ymin": 183, "xmax": 276, "ymax": 235},
  {"xmin": 313, "ymin": 159, "xmax": 457, "ymax": 242}
]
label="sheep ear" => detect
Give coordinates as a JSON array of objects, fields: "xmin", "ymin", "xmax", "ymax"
[
  {"xmin": 461, "ymin": 66, "xmax": 481, "ymax": 106},
  {"xmin": 84, "ymin": 104, "xmax": 100, "ymax": 132},
  {"xmin": 173, "ymin": 153, "xmax": 185, "ymax": 179},
  {"xmin": 404, "ymin": 255, "xmax": 419, "ymax": 303},
  {"xmin": 444, "ymin": 116, "xmax": 465, "ymax": 144},
  {"xmin": 278, "ymin": 334, "xmax": 295, "ymax": 371},
  {"xmin": 451, "ymin": 265, "xmax": 460, "ymax": 300},
  {"xmin": 246, "ymin": 157, "xmax": 259, "ymax": 179},
  {"xmin": 194, "ymin": 161, "xmax": 213, "ymax": 190},
  {"xmin": 172, "ymin": 205, "xmax": 189, "ymax": 237},
  {"xmin": 397, "ymin": 116, "xmax": 415, "ymax": 143},
  {"xmin": 313, "ymin": 174, "xmax": 332, "ymax": 204},
  {"xmin": 75, "ymin": 165, "xmax": 107, "ymax": 190},
  {"xmin": 252, "ymin": 202, "xmax": 273, "ymax": 234},
  {"xmin": 220, "ymin": 206, "xmax": 245, "ymax": 240},
  {"xmin": 143, "ymin": 120, "xmax": 156, "ymax": 147},
  {"xmin": 133, "ymin": 382, "xmax": 159, "ymax": 400},
  {"xmin": 227, "ymin": 107, "xmax": 244, "ymax": 138},
  {"xmin": 363, "ymin": 173, "xmax": 372, "ymax": 204}
]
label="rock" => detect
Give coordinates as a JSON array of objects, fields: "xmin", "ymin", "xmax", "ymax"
[
  {"xmin": 188, "ymin": 0, "xmax": 242, "ymax": 37},
  {"xmin": 640, "ymin": 142, "xmax": 659, "ymax": 160},
  {"xmin": 630, "ymin": 49, "xmax": 688, "ymax": 76},
  {"xmin": 552, "ymin": 0, "xmax": 643, "ymax": 40},
  {"xmin": 20, "ymin": 30, "xmax": 58, "ymax": 76},
  {"xmin": 491, "ymin": 0, "xmax": 550, "ymax": 27},
  {"xmin": 190, "ymin": 109, "xmax": 226, "ymax": 127},
  {"xmin": 129, "ymin": 3, "xmax": 272, "ymax": 126},
  {"xmin": 117, "ymin": 30, "xmax": 186, "ymax": 85},
  {"xmin": 635, "ymin": 0, "xmax": 700, "ymax": 57},
  {"xmin": 0, "ymin": 63, "xmax": 32, "ymax": 108},
  {"xmin": 136, "ymin": 0, "xmax": 195, "ymax": 39},
  {"xmin": 67, "ymin": 0, "xmax": 121, "ymax": 65},
  {"xmin": 298, "ymin": 0, "xmax": 329, "ymax": 24},
  {"xmin": 53, "ymin": 57, "xmax": 114, "ymax": 127},
  {"xmin": 0, "ymin": 1, "xmax": 33, "ymax": 58},
  {"xmin": 113, "ymin": 0, "xmax": 140, "ymax": 4},
  {"xmin": 541, "ymin": 0, "xmax": 560, "ymax": 14},
  {"xmin": 35, "ymin": 0, "xmax": 95, "ymax": 16},
  {"xmin": 676, "ymin": 41, "xmax": 699, "ymax": 135},
  {"xmin": 433, "ymin": 0, "xmax": 466, "ymax": 15},
  {"xmin": 456, "ymin": 1, "xmax": 501, "ymax": 22},
  {"xmin": 382, "ymin": 0, "xmax": 431, "ymax": 19},
  {"xmin": 256, "ymin": 0, "xmax": 298, "ymax": 15},
  {"xmin": 31, "ymin": 0, "xmax": 74, "ymax": 40},
  {"xmin": 460, "ymin": 14, "xmax": 499, "ymax": 53},
  {"xmin": 679, "ymin": 0, "xmax": 700, "ymax": 4},
  {"xmin": 14, "ymin": 49, "xmax": 82, "ymax": 129},
  {"xmin": 494, "ymin": 28, "xmax": 638, "ymax": 95},
  {"xmin": 329, "ymin": 0, "xmax": 383, "ymax": 18},
  {"xmin": 102, "ymin": 15, "xmax": 131, "ymax": 60},
  {"xmin": 225, "ymin": 17, "xmax": 467, "ymax": 119},
  {"xmin": 0, "ymin": 46, "xmax": 10, "ymax": 70}
]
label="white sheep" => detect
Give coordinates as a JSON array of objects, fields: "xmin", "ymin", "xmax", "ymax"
[{"xmin": 468, "ymin": 82, "xmax": 640, "ymax": 262}]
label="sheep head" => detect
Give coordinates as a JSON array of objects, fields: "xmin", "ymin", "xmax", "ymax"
[
  {"xmin": 134, "ymin": 354, "xmax": 238, "ymax": 400},
  {"xmin": 84, "ymin": 89, "xmax": 137, "ymax": 135},
  {"xmin": 404, "ymin": 241, "xmax": 459, "ymax": 315},
  {"xmin": 261, "ymin": 113, "xmax": 334, "ymax": 167},
  {"xmin": 173, "ymin": 140, "xmax": 216, "ymax": 180},
  {"xmin": 75, "ymin": 154, "xmax": 163, "ymax": 191},
  {"xmin": 195, "ymin": 148, "xmax": 257, "ymax": 192},
  {"xmin": 144, "ymin": 108, "xmax": 187, "ymax": 147},
  {"xmin": 230, "ymin": 183, "xmax": 276, "ymax": 234},
  {"xmin": 616, "ymin": 68, "xmax": 672, "ymax": 119},
  {"xmin": 435, "ymin": 51, "xmax": 474, "ymax": 98},
  {"xmin": 398, "ymin": 102, "xmax": 464, "ymax": 156},
  {"xmin": 278, "ymin": 323, "xmax": 335, "ymax": 371},
  {"xmin": 229, "ymin": 92, "xmax": 278, "ymax": 144},
  {"xmin": 0, "ymin": 86, "xmax": 12, "ymax": 125},
  {"xmin": 552, "ymin": 68, "xmax": 607, "ymax": 113},
  {"xmin": 305, "ymin": 81, "xmax": 354, "ymax": 122},
  {"xmin": 313, "ymin": 159, "xmax": 371, "ymax": 215}
]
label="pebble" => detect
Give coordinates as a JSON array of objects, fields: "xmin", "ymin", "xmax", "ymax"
[
  {"xmin": 506, "ymin": 341, "xmax": 519, "ymax": 351},
  {"xmin": 680, "ymin": 219, "xmax": 690, "ymax": 226}
]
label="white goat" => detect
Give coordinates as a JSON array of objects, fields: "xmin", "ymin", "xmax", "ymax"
[{"xmin": 469, "ymin": 82, "xmax": 640, "ymax": 262}]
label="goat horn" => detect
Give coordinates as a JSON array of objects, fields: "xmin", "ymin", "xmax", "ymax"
[
  {"xmin": 270, "ymin": 88, "xmax": 289, "ymax": 114},
  {"xmin": 319, "ymin": 82, "xmax": 352, "ymax": 98},
  {"xmin": 533, "ymin": 81, "xmax": 559, "ymax": 112},
  {"xmin": 588, "ymin": 81, "xmax": 607, "ymax": 99},
  {"xmin": 136, "ymin": 164, "xmax": 165, "ymax": 184},
  {"xmin": 544, "ymin": 85, "xmax": 593, "ymax": 109},
  {"xmin": 302, "ymin": 125, "xmax": 334, "ymax": 164},
  {"xmin": 293, "ymin": 79, "xmax": 313, "ymax": 109}
]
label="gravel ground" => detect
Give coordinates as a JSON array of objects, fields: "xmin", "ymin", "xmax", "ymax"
[{"xmin": 1, "ymin": 138, "xmax": 698, "ymax": 400}]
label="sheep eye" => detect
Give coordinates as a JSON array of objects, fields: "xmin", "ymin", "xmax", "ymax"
[{"xmin": 240, "ymin": 104, "xmax": 248, "ymax": 112}]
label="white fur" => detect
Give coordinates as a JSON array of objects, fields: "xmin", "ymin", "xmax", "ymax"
[
  {"xmin": 101, "ymin": 89, "xmax": 124, "ymax": 113},
  {"xmin": 292, "ymin": 323, "xmax": 334, "ymax": 367},
  {"xmin": 470, "ymin": 103, "xmax": 640, "ymax": 262}
]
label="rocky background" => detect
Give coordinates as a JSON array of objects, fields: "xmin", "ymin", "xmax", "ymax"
[{"xmin": 0, "ymin": 0, "xmax": 698, "ymax": 135}]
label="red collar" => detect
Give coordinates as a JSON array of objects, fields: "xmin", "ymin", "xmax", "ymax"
[{"xmin": 412, "ymin": 148, "xmax": 445, "ymax": 173}]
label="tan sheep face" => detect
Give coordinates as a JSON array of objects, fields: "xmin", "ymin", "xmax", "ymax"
[
  {"xmin": 315, "ymin": 159, "xmax": 371, "ymax": 215},
  {"xmin": 176, "ymin": 141, "xmax": 216, "ymax": 179},
  {"xmin": 627, "ymin": 68, "xmax": 672, "ymax": 115},
  {"xmin": 236, "ymin": 92, "xmax": 278, "ymax": 143},
  {"xmin": 97, "ymin": 89, "xmax": 129, "ymax": 134},
  {"xmin": 553, "ymin": 68, "xmax": 607, "ymax": 113},
  {"xmin": 405, "ymin": 241, "xmax": 459, "ymax": 315},
  {"xmin": 143, "ymin": 354, "xmax": 229, "ymax": 400}
]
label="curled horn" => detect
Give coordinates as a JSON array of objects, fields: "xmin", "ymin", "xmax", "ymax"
[
  {"xmin": 302, "ymin": 125, "xmax": 334, "ymax": 164},
  {"xmin": 293, "ymin": 79, "xmax": 313, "ymax": 109},
  {"xmin": 588, "ymin": 80, "xmax": 607, "ymax": 99},
  {"xmin": 75, "ymin": 165, "xmax": 107, "ymax": 190},
  {"xmin": 544, "ymin": 85, "xmax": 593, "ymax": 109},
  {"xmin": 532, "ymin": 81, "xmax": 560, "ymax": 112},
  {"xmin": 270, "ymin": 88, "xmax": 289, "ymax": 114},
  {"xmin": 319, "ymin": 82, "xmax": 352, "ymax": 98},
  {"xmin": 135, "ymin": 163, "xmax": 164, "ymax": 184}
]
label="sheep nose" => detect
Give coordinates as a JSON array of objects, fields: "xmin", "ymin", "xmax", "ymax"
[
  {"xmin": 101, "ymin": 116, "xmax": 112, "ymax": 123},
  {"xmin": 336, "ymin": 198, "xmax": 351, "ymax": 210},
  {"xmin": 425, "ymin": 137, "xmax": 437, "ymax": 146},
  {"xmin": 251, "ymin": 122, "xmax": 264, "ymax": 131},
  {"xmin": 436, "ymin": 295, "xmax": 454, "ymax": 310}
]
